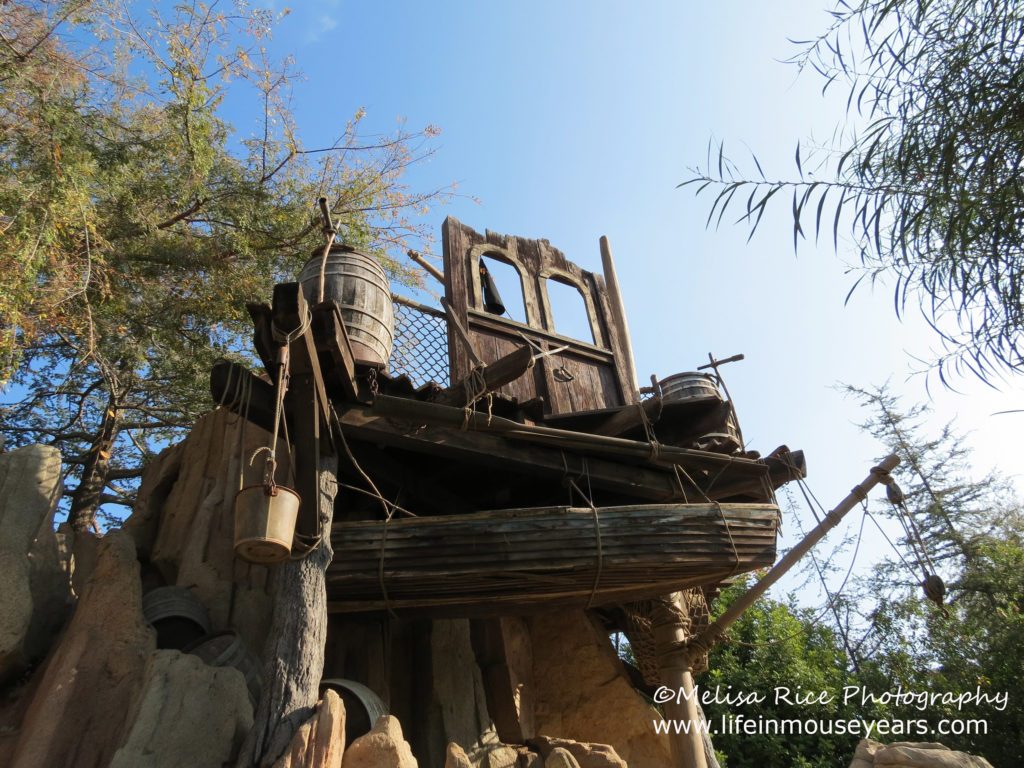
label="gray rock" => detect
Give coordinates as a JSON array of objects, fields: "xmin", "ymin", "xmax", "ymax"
[
  {"xmin": 109, "ymin": 650, "xmax": 253, "ymax": 768},
  {"xmin": 0, "ymin": 445, "xmax": 65, "ymax": 681}
]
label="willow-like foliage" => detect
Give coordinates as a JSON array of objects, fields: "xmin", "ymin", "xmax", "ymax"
[{"xmin": 683, "ymin": 0, "xmax": 1024, "ymax": 383}]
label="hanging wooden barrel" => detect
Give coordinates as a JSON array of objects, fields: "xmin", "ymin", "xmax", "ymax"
[
  {"xmin": 234, "ymin": 484, "xmax": 300, "ymax": 564},
  {"xmin": 142, "ymin": 586, "xmax": 211, "ymax": 650},
  {"xmin": 184, "ymin": 630, "xmax": 262, "ymax": 705},
  {"xmin": 299, "ymin": 245, "xmax": 394, "ymax": 367},
  {"xmin": 319, "ymin": 678, "xmax": 388, "ymax": 744},
  {"xmin": 658, "ymin": 372, "xmax": 723, "ymax": 402}
]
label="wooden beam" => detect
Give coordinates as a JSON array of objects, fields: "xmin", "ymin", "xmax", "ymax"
[
  {"xmin": 591, "ymin": 397, "xmax": 663, "ymax": 438},
  {"xmin": 211, "ymin": 361, "xmax": 804, "ymax": 503},
  {"xmin": 210, "ymin": 360, "xmax": 276, "ymax": 432},
  {"xmin": 246, "ymin": 302, "xmax": 277, "ymax": 378},
  {"xmin": 335, "ymin": 402, "xmax": 685, "ymax": 501},
  {"xmin": 407, "ymin": 248, "xmax": 445, "ymax": 284},
  {"xmin": 309, "ymin": 301, "xmax": 364, "ymax": 402},
  {"xmin": 599, "ymin": 235, "xmax": 641, "ymax": 403},
  {"xmin": 369, "ymin": 395, "xmax": 768, "ymax": 477},
  {"xmin": 271, "ymin": 283, "xmax": 333, "ymax": 440},
  {"xmin": 432, "ymin": 345, "xmax": 534, "ymax": 407}
]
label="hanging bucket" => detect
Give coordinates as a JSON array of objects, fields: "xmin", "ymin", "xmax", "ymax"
[
  {"xmin": 142, "ymin": 586, "xmax": 211, "ymax": 650},
  {"xmin": 234, "ymin": 484, "xmax": 300, "ymax": 564},
  {"xmin": 658, "ymin": 372, "xmax": 723, "ymax": 403},
  {"xmin": 299, "ymin": 245, "xmax": 394, "ymax": 367},
  {"xmin": 319, "ymin": 678, "xmax": 389, "ymax": 744},
  {"xmin": 185, "ymin": 630, "xmax": 262, "ymax": 705}
]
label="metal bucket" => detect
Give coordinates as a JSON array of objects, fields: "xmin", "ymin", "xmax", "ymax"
[
  {"xmin": 185, "ymin": 630, "xmax": 261, "ymax": 705},
  {"xmin": 319, "ymin": 678, "xmax": 389, "ymax": 745},
  {"xmin": 142, "ymin": 586, "xmax": 211, "ymax": 650},
  {"xmin": 658, "ymin": 372, "xmax": 723, "ymax": 403},
  {"xmin": 234, "ymin": 484, "xmax": 300, "ymax": 564},
  {"xmin": 300, "ymin": 245, "xmax": 394, "ymax": 367}
]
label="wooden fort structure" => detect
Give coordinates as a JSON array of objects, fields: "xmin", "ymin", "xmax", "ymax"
[
  {"xmin": 213, "ymin": 216, "xmax": 806, "ymax": 620},
  {"xmin": 210, "ymin": 215, "xmax": 810, "ymax": 766}
]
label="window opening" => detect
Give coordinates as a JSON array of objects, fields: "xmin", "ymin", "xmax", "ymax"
[
  {"xmin": 545, "ymin": 278, "xmax": 595, "ymax": 344},
  {"xmin": 480, "ymin": 256, "xmax": 527, "ymax": 324}
]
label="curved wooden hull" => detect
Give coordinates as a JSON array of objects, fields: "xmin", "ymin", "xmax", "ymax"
[{"xmin": 326, "ymin": 503, "xmax": 779, "ymax": 616}]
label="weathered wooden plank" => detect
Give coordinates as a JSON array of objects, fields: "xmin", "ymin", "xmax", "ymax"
[
  {"xmin": 442, "ymin": 216, "xmax": 472, "ymax": 382},
  {"xmin": 309, "ymin": 301, "xmax": 362, "ymax": 402},
  {"xmin": 333, "ymin": 403, "xmax": 686, "ymax": 500},
  {"xmin": 600, "ymin": 235, "xmax": 640, "ymax": 403},
  {"xmin": 368, "ymin": 395, "xmax": 768, "ymax": 476},
  {"xmin": 433, "ymin": 344, "xmax": 534, "ymax": 407}
]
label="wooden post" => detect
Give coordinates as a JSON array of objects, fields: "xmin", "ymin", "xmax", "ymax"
[
  {"xmin": 600, "ymin": 236, "xmax": 640, "ymax": 401},
  {"xmin": 651, "ymin": 598, "xmax": 708, "ymax": 768}
]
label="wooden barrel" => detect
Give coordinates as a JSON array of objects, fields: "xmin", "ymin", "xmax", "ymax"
[
  {"xmin": 319, "ymin": 678, "xmax": 388, "ymax": 744},
  {"xmin": 142, "ymin": 586, "xmax": 211, "ymax": 650},
  {"xmin": 185, "ymin": 630, "xmax": 261, "ymax": 705},
  {"xmin": 658, "ymin": 372, "xmax": 723, "ymax": 402},
  {"xmin": 694, "ymin": 407, "xmax": 742, "ymax": 454},
  {"xmin": 299, "ymin": 245, "xmax": 394, "ymax": 367}
]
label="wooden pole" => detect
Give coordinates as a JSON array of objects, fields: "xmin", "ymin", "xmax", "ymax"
[
  {"xmin": 689, "ymin": 453, "xmax": 899, "ymax": 656},
  {"xmin": 599, "ymin": 236, "xmax": 640, "ymax": 400},
  {"xmin": 407, "ymin": 248, "xmax": 445, "ymax": 284},
  {"xmin": 651, "ymin": 598, "xmax": 708, "ymax": 768}
]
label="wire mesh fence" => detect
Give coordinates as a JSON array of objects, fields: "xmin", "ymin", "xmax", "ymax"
[{"xmin": 389, "ymin": 296, "xmax": 450, "ymax": 388}]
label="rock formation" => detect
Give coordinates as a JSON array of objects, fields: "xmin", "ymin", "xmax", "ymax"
[
  {"xmin": 849, "ymin": 740, "xmax": 995, "ymax": 768},
  {"xmin": 0, "ymin": 420, "xmax": 736, "ymax": 768}
]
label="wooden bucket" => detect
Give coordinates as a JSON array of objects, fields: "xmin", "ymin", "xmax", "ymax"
[
  {"xmin": 319, "ymin": 678, "xmax": 389, "ymax": 744},
  {"xmin": 694, "ymin": 408, "xmax": 742, "ymax": 454},
  {"xmin": 185, "ymin": 630, "xmax": 261, "ymax": 705},
  {"xmin": 658, "ymin": 372, "xmax": 723, "ymax": 402},
  {"xmin": 300, "ymin": 245, "xmax": 394, "ymax": 367},
  {"xmin": 142, "ymin": 586, "xmax": 211, "ymax": 650},
  {"xmin": 233, "ymin": 484, "xmax": 300, "ymax": 564}
]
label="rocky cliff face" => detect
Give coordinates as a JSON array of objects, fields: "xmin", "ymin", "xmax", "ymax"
[{"xmin": 0, "ymin": 414, "xmax": 671, "ymax": 767}]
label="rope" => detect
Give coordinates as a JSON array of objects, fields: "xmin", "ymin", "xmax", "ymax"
[
  {"xmin": 338, "ymin": 482, "xmax": 418, "ymax": 518},
  {"xmin": 327, "ymin": 402, "xmax": 398, "ymax": 616},
  {"xmin": 460, "ymin": 363, "xmax": 493, "ymax": 429},
  {"xmin": 636, "ymin": 397, "xmax": 662, "ymax": 463},
  {"xmin": 671, "ymin": 465, "xmax": 690, "ymax": 503},
  {"xmin": 674, "ymin": 463, "xmax": 713, "ymax": 504},
  {"xmin": 715, "ymin": 501, "xmax": 742, "ymax": 577},
  {"xmin": 316, "ymin": 238, "xmax": 333, "ymax": 305},
  {"xmin": 895, "ymin": 499, "xmax": 939, "ymax": 580},
  {"xmin": 568, "ymin": 461, "xmax": 604, "ymax": 608},
  {"xmin": 721, "ymin": 486, "xmax": 869, "ymax": 650},
  {"xmin": 865, "ymin": 509, "xmax": 917, "ymax": 573}
]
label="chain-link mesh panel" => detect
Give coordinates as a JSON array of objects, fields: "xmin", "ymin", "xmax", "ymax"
[{"xmin": 389, "ymin": 298, "xmax": 450, "ymax": 388}]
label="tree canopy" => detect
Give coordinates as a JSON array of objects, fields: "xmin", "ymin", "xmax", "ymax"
[
  {"xmin": 682, "ymin": 0, "xmax": 1024, "ymax": 383},
  {"xmin": 0, "ymin": 0, "xmax": 452, "ymax": 530}
]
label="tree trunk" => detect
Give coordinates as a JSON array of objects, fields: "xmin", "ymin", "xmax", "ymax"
[
  {"xmin": 68, "ymin": 392, "xmax": 120, "ymax": 533},
  {"xmin": 236, "ymin": 452, "xmax": 339, "ymax": 768}
]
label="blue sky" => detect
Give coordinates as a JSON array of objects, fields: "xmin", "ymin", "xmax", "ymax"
[{"xmin": 245, "ymin": 1, "xmax": 1022, "ymax": 595}]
